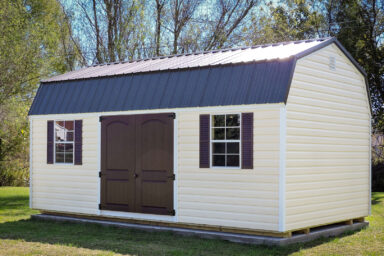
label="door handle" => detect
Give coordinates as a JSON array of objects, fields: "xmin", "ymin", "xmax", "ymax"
[{"xmin": 134, "ymin": 173, "xmax": 138, "ymax": 178}]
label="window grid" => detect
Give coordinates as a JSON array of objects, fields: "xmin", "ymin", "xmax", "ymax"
[
  {"xmin": 210, "ymin": 114, "xmax": 241, "ymax": 168},
  {"xmin": 54, "ymin": 120, "xmax": 75, "ymax": 164}
]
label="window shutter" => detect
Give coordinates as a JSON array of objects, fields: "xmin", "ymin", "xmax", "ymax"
[
  {"xmin": 74, "ymin": 120, "xmax": 83, "ymax": 165},
  {"xmin": 199, "ymin": 114, "xmax": 210, "ymax": 168},
  {"xmin": 241, "ymin": 113, "xmax": 253, "ymax": 169},
  {"xmin": 47, "ymin": 120, "xmax": 54, "ymax": 164}
]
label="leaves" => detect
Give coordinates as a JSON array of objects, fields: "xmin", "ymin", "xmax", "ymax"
[{"xmin": 0, "ymin": 0, "xmax": 75, "ymax": 184}]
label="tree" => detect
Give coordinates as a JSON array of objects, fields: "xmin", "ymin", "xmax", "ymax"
[
  {"xmin": 73, "ymin": 0, "xmax": 146, "ymax": 64},
  {"xmin": 203, "ymin": 0, "xmax": 259, "ymax": 50},
  {"xmin": 168, "ymin": 0, "xmax": 201, "ymax": 54},
  {"xmin": 0, "ymin": 0, "xmax": 76, "ymax": 185},
  {"xmin": 154, "ymin": 0, "xmax": 166, "ymax": 56}
]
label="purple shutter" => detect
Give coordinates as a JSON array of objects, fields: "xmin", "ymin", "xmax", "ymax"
[
  {"xmin": 74, "ymin": 120, "xmax": 83, "ymax": 165},
  {"xmin": 199, "ymin": 114, "xmax": 210, "ymax": 168},
  {"xmin": 47, "ymin": 121, "xmax": 54, "ymax": 164},
  {"xmin": 241, "ymin": 113, "xmax": 253, "ymax": 169}
]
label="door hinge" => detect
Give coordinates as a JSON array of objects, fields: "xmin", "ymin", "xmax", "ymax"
[
  {"xmin": 99, "ymin": 171, "xmax": 102, "ymax": 177},
  {"xmin": 169, "ymin": 113, "xmax": 176, "ymax": 119},
  {"xmin": 98, "ymin": 204, "xmax": 102, "ymax": 210},
  {"xmin": 99, "ymin": 116, "xmax": 103, "ymax": 122},
  {"xmin": 169, "ymin": 209, "xmax": 175, "ymax": 216},
  {"xmin": 167, "ymin": 174, "xmax": 175, "ymax": 180}
]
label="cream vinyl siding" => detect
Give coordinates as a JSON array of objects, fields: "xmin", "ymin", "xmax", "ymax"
[
  {"xmin": 31, "ymin": 117, "xmax": 99, "ymax": 214},
  {"xmin": 285, "ymin": 43, "xmax": 370, "ymax": 231},
  {"xmin": 177, "ymin": 108, "xmax": 281, "ymax": 231},
  {"xmin": 31, "ymin": 104, "xmax": 281, "ymax": 231}
]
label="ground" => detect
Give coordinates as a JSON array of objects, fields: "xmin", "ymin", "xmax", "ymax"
[{"xmin": 0, "ymin": 187, "xmax": 383, "ymax": 256}]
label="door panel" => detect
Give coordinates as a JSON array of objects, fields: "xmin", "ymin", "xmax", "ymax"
[
  {"xmin": 136, "ymin": 114, "xmax": 174, "ymax": 215},
  {"xmin": 100, "ymin": 113, "xmax": 174, "ymax": 215},
  {"xmin": 100, "ymin": 116, "xmax": 136, "ymax": 212}
]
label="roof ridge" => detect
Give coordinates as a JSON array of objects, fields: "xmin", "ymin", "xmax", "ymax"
[{"xmin": 90, "ymin": 37, "xmax": 333, "ymax": 67}]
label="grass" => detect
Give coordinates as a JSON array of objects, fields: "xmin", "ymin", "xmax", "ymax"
[{"xmin": 0, "ymin": 187, "xmax": 383, "ymax": 256}]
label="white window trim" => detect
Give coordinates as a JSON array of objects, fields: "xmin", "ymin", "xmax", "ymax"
[
  {"xmin": 209, "ymin": 113, "xmax": 241, "ymax": 169},
  {"xmin": 53, "ymin": 120, "xmax": 75, "ymax": 165}
]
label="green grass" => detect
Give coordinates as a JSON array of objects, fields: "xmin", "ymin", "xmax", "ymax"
[{"xmin": 0, "ymin": 187, "xmax": 383, "ymax": 256}]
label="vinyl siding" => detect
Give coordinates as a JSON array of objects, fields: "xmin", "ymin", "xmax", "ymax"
[
  {"xmin": 285, "ymin": 43, "xmax": 370, "ymax": 231},
  {"xmin": 31, "ymin": 117, "xmax": 99, "ymax": 215},
  {"xmin": 30, "ymin": 104, "xmax": 281, "ymax": 231},
  {"xmin": 177, "ymin": 108, "xmax": 280, "ymax": 231}
]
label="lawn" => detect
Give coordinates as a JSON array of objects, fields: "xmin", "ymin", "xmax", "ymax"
[{"xmin": 0, "ymin": 187, "xmax": 383, "ymax": 256}]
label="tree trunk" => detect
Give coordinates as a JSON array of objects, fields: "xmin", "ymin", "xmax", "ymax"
[{"xmin": 93, "ymin": 0, "xmax": 103, "ymax": 63}]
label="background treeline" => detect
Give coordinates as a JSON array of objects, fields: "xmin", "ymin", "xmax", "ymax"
[{"xmin": 0, "ymin": 0, "xmax": 383, "ymax": 186}]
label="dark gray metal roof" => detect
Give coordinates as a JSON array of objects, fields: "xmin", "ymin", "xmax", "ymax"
[
  {"xmin": 29, "ymin": 37, "xmax": 370, "ymax": 116},
  {"xmin": 29, "ymin": 60, "xmax": 295, "ymax": 115}
]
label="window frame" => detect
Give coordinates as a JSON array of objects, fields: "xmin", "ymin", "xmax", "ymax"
[
  {"xmin": 53, "ymin": 120, "xmax": 75, "ymax": 165},
  {"xmin": 209, "ymin": 113, "xmax": 241, "ymax": 169}
]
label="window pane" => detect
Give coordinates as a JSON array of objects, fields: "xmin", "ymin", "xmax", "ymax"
[
  {"xmin": 213, "ymin": 128, "xmax": 225, "ymax": 140},
  {"xmin": 212, "ymin": 115, "xmax": 225, "ymax": 127},
  {"xmin": 226, "ymin": 114, "xmax": 240, "ymax": 127},
  {"xmin": 227, "ymin": 155, "xmax": 239, "ymax": 167},
  {"xmin": 55, "ymin": 121, "xmax": 64, "ymax": 128},
  {"xmin": 65, "ymin": 144, "xmax": 73, "ymax": 152},
  {"xmin": 226, "ymin": 128, "xmax": 240, "ymax": 140},
  {"xmin": 56, "ymin": 131, "xmax": 65, "ymax": 141},
  {"xmin": 64, "ymin": 121, "xmax": 74, "ymax": 131},
  {"xmin": 227, "ymin": 143, "xmax": 239, "ymax": 153},
  {"xmin": 213, "ymin": 143, "xmax": 225, "ymax": 154},
  {"xmin": 65, "ymin": 152, "xmax": 73, "ymax": 163},
  {"xmin": 55, "ymin": 153, "xmax": 65, "ymax": 163},
  {"xmin": 213, "ymin": 155, "xmax": 225, "ymax": 167},
  {"xmin": 66, "ymin": 131, "xmax": 74, "ymax": 141},
  {"xmin": 55, "ymin": 121, "xmax": 65, "ymax": 141},
  {"xmin": 55, "ymin": 143, "xmax": 65, "ymax": 153}
]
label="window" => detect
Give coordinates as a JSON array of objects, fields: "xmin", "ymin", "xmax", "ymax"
[
  {"xmin": 54, "ymin": 120, "xmax": 74, "ymax": 164},
  {"xmin": 211, "ymin": 114, "xmax": 240, "ymax": 167}
]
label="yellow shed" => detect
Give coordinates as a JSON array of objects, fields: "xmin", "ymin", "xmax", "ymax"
[{"xmin": 28, "ymin": 37, "xmax": 371, "ymax": 243}]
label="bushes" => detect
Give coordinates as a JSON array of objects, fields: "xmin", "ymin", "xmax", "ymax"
[
  {"xmin": 0, "ymin": 97, "xmax": 30, "ymax": 187},
  {"xmin": 0, "ymin": 161, "xmax": 29, "ymax": 186}
]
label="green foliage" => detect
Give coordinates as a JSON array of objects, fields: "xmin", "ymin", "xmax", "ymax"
[
  {"xmin": 0, "ymin": 97, "xmax": 30, "ymax": 186},
  {"xmin": 0, "ymin": 0, "xmax": 74, "ymax": 186}
]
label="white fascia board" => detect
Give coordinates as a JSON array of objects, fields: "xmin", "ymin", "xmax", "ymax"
[{"xmin": 29, "ymin": 103, "xmax": 285, "ymax": 120}]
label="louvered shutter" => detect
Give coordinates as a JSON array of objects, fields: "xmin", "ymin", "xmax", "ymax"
[
  {"xmin": 241, "ymin": 113, "xmax": 253, "ymax": 169},
  {"xmin": 74, "ymin": 120, "xmax": 83, "ymax": 165},
  {"xmin": 47, "ymin": 120, "xmax": 54, "ymax": 164},
  {"xmin": 199, "ymin": 114, "xmax": 210, "ymax": 168}
]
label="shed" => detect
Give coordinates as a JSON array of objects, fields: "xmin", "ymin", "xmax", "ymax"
[{"xmin": 28, "ymin": 37, "xmax": 371, "ymax": 238}]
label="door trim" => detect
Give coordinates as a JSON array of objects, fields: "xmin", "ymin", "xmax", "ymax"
[{"xmin": 97, "ymin": 113, "xmax": 178, "ymax": 222}]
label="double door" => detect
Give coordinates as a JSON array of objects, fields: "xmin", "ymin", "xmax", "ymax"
[{"xmin": 100, "ymin": 113, "xmax": 174, "ymax": 215}]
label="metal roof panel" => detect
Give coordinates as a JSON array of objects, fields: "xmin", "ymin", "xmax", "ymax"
[
  {"xmin": 30, "ymin": 60, "xmax": 295, "ymax": 115},
  {"xmin": 41, "ymin": 38, "xmax": 331, "ymax": 83}
]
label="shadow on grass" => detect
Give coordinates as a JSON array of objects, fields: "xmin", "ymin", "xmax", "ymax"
[
  {"xmin": 0, "ymin": 195, "xmax": 29, "ymax": 208},
  {"xmin": 371, "ymin": 192, "xmax": 384, "ymax": 205},
  {"xmin": 0, "ymin": 217, "xmax": 365, "ymax": 256}
]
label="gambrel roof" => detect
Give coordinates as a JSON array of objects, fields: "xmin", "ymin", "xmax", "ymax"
[{"xmin": 29, "ymin": 37, "xmax": 368, "ymax": 115}]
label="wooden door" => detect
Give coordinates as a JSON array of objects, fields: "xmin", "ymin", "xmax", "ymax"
[
  {"xmin": 135, "ymin": 113, "xmax": 174, "ymax": 215},
  {"xmin": 100, "ymin": 116, "xmax": 136, "ymax": 212},
  {"xmin": 100, "ymin": 113, "xmax": 174, "ymax": 215}
]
